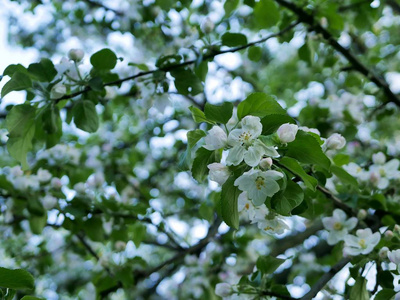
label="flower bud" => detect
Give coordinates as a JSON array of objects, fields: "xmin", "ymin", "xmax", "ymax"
[
  {"xmin": 204, "ymin": 126, "xmax": 227, "ymax": 150},
  {"xmin": 68, "ymin": 48, "xmax": 84, "ymax": 62},
  {"xmin": 385, "ymin": 230, "xmax": 394, "ymax": 240},
  {"xmin": 51, "ymin": 177, "xmax": 62, "ymax": 189},
  {"xmin": 259, "ymin": 157, "xmax": 273, "ymax": 169},
  {"xmin": 215, "ymin": 283, "xmax": 233, "ymax": 298},
  {"xmin": 114, "ymin": 241, "xmax": 126, "ymax": 252},
  {"xmin": 74, "ymin": 182, "xmax": 86, "ymax": 194},
  {"xmin": 200, "ymin": 17, "xmax": 214, "ymax": 34},
  {"xmin": 277, "ymin": 123, "xmax": 298, "ymax": 143},
  {"xmin": 50, "ymin": 84, "xmax": 67, "ymax": 99},
  {"xmin": 325, "ymin": 133, "xmax": 346, "ymax": 150},
  {"xmin": 37, "ymin": 168, "xmax": 52, "ymax": 182},
  {"xmin": 379, "ymin": 246, "xmax": 389, "ymax": 259},
  {"xmin": 372, "ymin": 152, "xmax": 386, "ymax": 165},
  {"xmin": 207, "ymin": 163, "xmax": 230, "ymax": 185},
  {"xmin": 394, "ymin": 224, "xmax": 400, "ymax": 234},
  {"xmin": 357, "ymin": 209, "xmax": 367, "ymax": 220}
]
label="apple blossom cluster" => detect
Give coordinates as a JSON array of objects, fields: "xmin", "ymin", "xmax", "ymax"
[
  {"xmin": 343, "ymin": 152, "xmax": 400, "ymax": 190},
  {"xmin": 322, "ymin": 209, "xmax": 381, "ymax": 256}
]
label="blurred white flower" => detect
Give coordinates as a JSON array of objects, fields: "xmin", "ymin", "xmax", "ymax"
[
  {"xmin": 259, "ymin": 157, "xmax": 273, "ymax": 169},
  {"xmin": 42, "ymin": 195, "xmax": 57, "ymax": 210},
  {"xmin": 200, "ymin": 17, "xmax": 214, "ymax": 34},
  {"xmin": 388, "ymin": 250, "xmax": 400, "ymax": 272},
  {"xmin": 372, "ymin": 152, "xmax": 386, "ymax": 165},
  {"xmin": 322, "ymin": 209, "xmax": 357, "ymax": 245},
  {"xmin": 257, "ymin": 216, "xmax": 289, "ymax": 235},
  {"xmin": 68, "ymin": 48, "xmax": 84, "ymax": 62},
  {"xmin": 37, "ymin": 168, "xmax": 52, "ymax": 182},
  {"xmin": 50, "ymin": 84, "xmax": 67, "ymax": 99},
  {"xmin": 215, "ymin": 283, "xmax": 232, "ymax": 298},
  {"xmin": 343, "ymin": 228, "xmax": 380, "ymax": 256}
]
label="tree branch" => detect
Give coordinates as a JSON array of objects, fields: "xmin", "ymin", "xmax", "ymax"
[
  {"xmin": 54, "ymin": 21, "xmax": 300, "ymax": 104},
  {"xmin": 301, "ymin": 257, "xmax": 352, "ymax": 300},
  {"xmin": 275, "ymin": 0, "xmax": 400, "ymax": 108}
]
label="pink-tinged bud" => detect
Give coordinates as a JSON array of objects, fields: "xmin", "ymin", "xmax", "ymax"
[
  {"xmin": 207, "ymin": 163, "xmax": 230, "ymax": 185},
  {"xmin": 379, "ymin": 247, "xmax": 389, "ymax": 259},
  {"xmin": 372, "ymin": 152, "xmax": 386, "ymax": 165},
  {"xmin": 68, "ymin": 49, "xmax": 84, "ymax": 62},
  {"xmin": 200, "ymin": 17, "xmax": 214, "ymax": 34},
  {"xmin": 259, "ymin": 157, "xmax": 273, "ymax": 169},
  {"xmin": 385, "ymin": 230, "xmax": 394, "ymax": 240},
  {"xmin": 357, "ymin": 209, "xmax": 367, "ymax": 220}
]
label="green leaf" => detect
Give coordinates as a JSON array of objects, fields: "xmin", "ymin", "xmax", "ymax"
[
  {"xmin": 248, "ymin": 46, "xmax": 262, "ymax": 62},
  {"xmin": 170, "ymin": 68, "xmax": 203, "ymax": 96},
  {"xmin": 84, "ymin": 217, "xmax": 105, "ymax": 241},
  {"xmin": 131, "ymin": 222, "xmax": 147, "ymax": 248},
  {"xmin": 90, "ymin": 48, "xmax": 117, "ymax": 70},
  {"xmin": 29, "ymin": 214, "xmax": 47, "ymax": 235},
  {"xmin": 21, "ymin": 296, "xmax": 44, "ymax": 300},
  {"xmin": 2, "ymin": 72, "xmax": 32, "ymax": 98},
  {"xmin": 3, "ymin": 64, "xmax": 28, "ymax": 77},
  {"xmin": 191, "ymin": 147, "xmax": 220, "ymax": 182},
  {"xmin": 279, "ymin": 157, "xmax": 317, "ymax": 191},
  {"xmin": 286, "ymin": 131, "xmax": 331, "ymax": 170},
  {"xmin": 224, "ymin": 0, "xmax": 239, "ymax": 15},
  {"xmin": 204, "ymin": 102, "xmax": 233, "ymax": 124},
  {"xmin": 331, "ymin": 165, "xmax": 358, "ymax": 189},
  {"xmin": 256, "ymin": 255, "xmax": 285, "ymax": 274},
  {"xmin": 374, "ymin": 289, "xmax": 396, "ymax": 300},
  {"xmin": 73, "ymin": 100, "xmax": 99, "ymax": 133},
  {"xmin": 333, "ymin": 154, "xmax": 350, "ymax": 166},
  {"xmin": 188, "ymin": 106, "xmax": 214, "ymax": 124},
  {"xmin": 187, "ymin": 129, "xmax": 206, "ymax": 148},
  {"xmin": 6, "ymin": 104, "xmax": 36, "ymax": 169},
  {"xmin": 0, "ymin": 268, "xmax": 34, "ymax": 290},
  {"xmin": 237, "ymin": 93, "xmax": 286, "ymax": 120},
  {"xmin": 298, "ymin": 37, "xmax": 315, "ymax": 65},
  {"xmin": 220, "ymin": 176, "xmax": 240, "ymax": 229},
  {"xmin": 261, "ymin": 114, "xmax": 296, "ymax": 135},
  {"xmin": 27, "ymin": 58, "xmax": 57, "ymax": 82},
  {"xmin": 254, "ymin": 0, "xmax": 280, "ymax": 28},
  {"xmin": 350, "ymin": 276, "xmax": 370, "ymax": 300},
  {"xmin": 271, "ymin": 180, "xmax": 304, "ymax": 215},
  {"xmin": 221, "ymin": 32, "xmax": 247, "ymax": 47}
]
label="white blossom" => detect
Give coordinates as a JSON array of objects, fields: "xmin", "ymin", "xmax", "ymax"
[
  {"xmin": 277, "ymin": 123, "xmax": 298, "ymax": 143},
  {"xmin": 204, "ymin": 126, "xmax": 227, "ymax": 150},
  {"xmin": 324, "ymin": 133, "xmax": 346, "ymax": 150},
  {"xmin": 368, "ymin": 158, "xmax": 400, "ymax": 189},
  {"xmin": 259, "ymin": 157, "xmax": 273, "ymax": 169},
  {"xmin": 257, "ymin": 216, "xmax": 289, "ymax": 235},
  {"xmin": 299, "ymin": 126, "xmax": 320, "ymax": 136},
  {"xmin": 41, "ymin": 195, "xmax": 57, "ymax": 210},
  {"xmin": 379, "ymin": 246, "xmax": 389, "ymax": 259},
  {"xmin": 234, "ymin": 169, "xmax": 283, "ymax": 205},
  {"xmin": 74, "ymin": 182, "xmax": 86, "ymax": 194},
  {"xmin": 215, "ymin": 283, "xmax": 233, "ymax": 297},
  {"xmin": 37, "ymin": 168, "xmax": 52, "ymax": 182},
  {"xmin": 50, "ymin": 177, "xmax": 63, "ymax": 189},
  {"xmin": 207, "ymin": 163, "xmax": 230, "ymax": 185},
  {"xmin": 388, "ymin": 249, "xmax": 400, "ymax": 272},
  {"xmin": 226, "ymin": 116, "xmax": 278, "ymax": 167},
  {"xmin": 68, "ymin": 48, "xmax": 84, "ymax": 62},
  {"xmin": 343, "ymin": 228, "xmax": 381, "ymax": 256},
  {"xmin": 322, "ymin": 209, "xmax": 357, "ymax": 245},
  {"xmin": 200, "ymin": 17, "xmax": 214, "ymax": 34},
  {"xmin": 50, "ymin": 84, "xmax": 67, "ymax": 99},
  {"xmin": 372, "ymin": 152, "xmax": 386, "ymax": 165}
]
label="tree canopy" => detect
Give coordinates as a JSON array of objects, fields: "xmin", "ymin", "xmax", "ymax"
[{"xmin": 1, "ymin": 0, "xmax": 400, "ymax": 299}]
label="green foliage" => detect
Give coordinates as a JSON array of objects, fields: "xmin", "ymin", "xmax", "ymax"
[
  {"xmin": 170, "ymin": 68, "xmax": 203, "ymax": 96},
  {"xmin": 279, "ymin": 157, "xmax": 318, "ymax": 191},
  {"xmin": 90, "ymin": 48, "xmax": 117, "ymax": 70},
  {"xmin": 221, "ymin": 32, "xmax": 248, "ymax": 47},
  {"xmin": 1, "ymin": 72, "xmax": 32, "ymax": 98},
  {"xmin": 6, "ymin": 104, "xmax": 36, "ymax": 169},
  {"xmin": 73, "ymin": 100, "xmax": 99, "ymax": 132},
  {"xmin": 237, "ymin": 93, "xmax": 286, "ymax": 120},
  {"xmin": 204, "ymin": 102, "xmax": 233, "ymax": 124},
  {"xmin": 220, "ymin": 176, "xmax": 240, "ymax": 229},
  {"xmin": 286, "ymin": 131, "xmax": 331, "ymax": 170},
  {"xmin": 349, "ymin": 277, "xmax": 370, "ymax": 300},
  {"xmin": 0, "ymin": 268, "xmax": 34, "ymax": 290},
  {"xmin": 254, "ymin": 0, "xmax": 280, "ymax": 28},
  {"xmin": 27, "ymin": 58, "xmax": 57, "ymax": 82},
  {"xmin": 191, "ymin": 147, "xmax": 220, "ymax": 182},
  {"xmin": 256, "ymin": 255, "xmax": 285, "ymax": 274},
  {"xmin": 271, "ymin": 180, "xmax": 304, "ymax": 215}
]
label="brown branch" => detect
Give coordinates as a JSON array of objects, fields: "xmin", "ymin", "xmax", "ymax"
[
  {"xmin": 54, "ymin": 21, "xmax": 300, "ymax": 104},
  {"xmin": 301, "ymin": 257, "xmax": 352, "ymax": 300},
  {"xmin": 83, "ymin": 0, "xmax": 124, "ymax": 16},
  {"xmin": 275, "ymin": 0, "xmax": 400, "ymax": 108}
]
